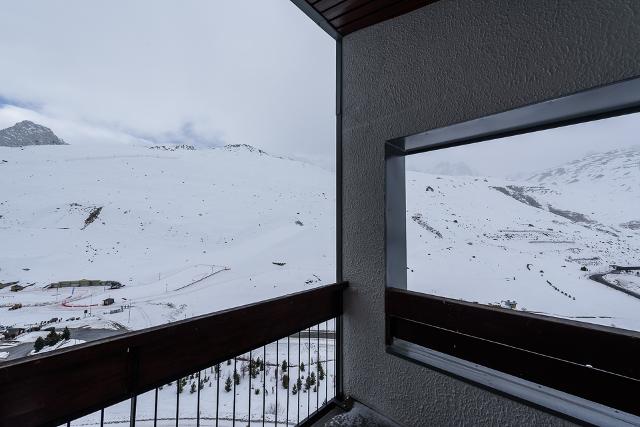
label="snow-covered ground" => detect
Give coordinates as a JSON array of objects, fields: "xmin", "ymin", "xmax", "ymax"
[
  {"xmin": 406, "ymin": 146, "xmax": 640, "ymax": 331},
  {"xmin": 29, "ymin": 338, "xmax": 86, "ymax": 355},
  {"xmin": 0, "ymin": 143, "xmax": 335, "ymax": 336},
  {"xmin": 62, "ymin": 333, "xmax": 336, "ymax": 426}
]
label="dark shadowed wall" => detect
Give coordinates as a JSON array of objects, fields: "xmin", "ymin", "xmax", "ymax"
[{"xmin": 340, "ymin": 1, "xmax": 640, "ymax": 425}]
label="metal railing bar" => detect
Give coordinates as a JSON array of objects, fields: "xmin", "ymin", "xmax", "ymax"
[
  {"xmin": 232, "ymin": 358, "xmax": 237, "ymax": 427},
  {"xmin": 275, "ymin": 339, "xmax": 279, "ymax": 427},
  {"xmin": 297, "ymin": 331, "xmax": 301, "ymax": 425},
  {"xmin": 215, "ymin": 364, "xmax": 220, "ymax": 427},
  {"xmin": 307, "ymin": 327, "xmax": 311, "ymax": 419},
  {"xmin": 129, "ymin": 395, "xmax": 137, "ymax": 427},
  {"xmin": 286, "ymin": 335, "xmax": 290, "ymax": 425},
  {"xmin": 333, "ymin": 319, "xmax": 339, "ymax": 396},
  {"xmin": 249, "ymin": 351, "xmax": 253, "ymax": 426},
  {"xmin": 325, "ymin": 320, "xmax": 329, "ymax": 403},
  {"xmin": 196, "ymin": 371, "xmax": 201, "ymax": 427},
  {"xmin": 317, "ymin": 323, "xmax": 320, "ymax": 411},
  {"xmin": 82, "ymin": 415, "xmax": 299, "ymax": 425},
  {"xmin": 262, "ymin": 345, "xmax": 266, "ymax": 427},
  {"xmin": 175, "ymin": 378, "xmax": 180, "ymax": 427},
  {"xmin": 153, "ymin": 388, "xmax": 158, "ymax": 427}
]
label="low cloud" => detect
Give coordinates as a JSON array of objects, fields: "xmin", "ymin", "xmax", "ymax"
[{"xmin": 0, "ymin": 1, "xmax": 335, "ymax": 164}]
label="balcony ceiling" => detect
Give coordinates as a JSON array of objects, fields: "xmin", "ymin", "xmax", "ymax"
[{"xmin": 302, "ymin": 0, "xmax": 437, "ymax": 36}]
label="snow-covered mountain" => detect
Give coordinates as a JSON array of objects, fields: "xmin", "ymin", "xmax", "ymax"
[
  {"xmin": 421, "ymin": 161, "xmax": 476, "ymax": 176},
  {"xmin": 406, "ymin": 146, "xmax": 640, "ymax": 331},
  {"xmin": 0, "ymin": 143, "xmax": 334, "ymax": 333},
  {"xmin": 529, "ymin": 146, "xmax": 640, "ymax": 187},
  {"xmin": 0, "ymin": 120, "xmax": 67, "ymax": 147}
]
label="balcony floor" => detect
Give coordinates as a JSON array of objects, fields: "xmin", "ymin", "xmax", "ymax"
[{"xmin": 313, "ymin": 401, "xmax": 401, "ymax": 426}]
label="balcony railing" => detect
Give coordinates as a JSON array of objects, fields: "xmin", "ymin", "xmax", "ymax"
[{"xmin": 0, "ymin": 282, "xmax": 347, "ymax": 427}]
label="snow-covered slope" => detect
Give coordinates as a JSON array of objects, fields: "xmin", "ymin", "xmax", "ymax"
[
  {"xmin": 406, "ymin": 146, "xmax": 640, "ymax": 331},
  {"xmin": 0, "ymin": 120, "xmax": 67, "ymax": 147},
  {"xmin": 2, "ymin": 142, "xmax": 638, "ymax": 335},
  {"xmin": 0, "ymin": 143, "xmax": 334, "ymax": 331}
]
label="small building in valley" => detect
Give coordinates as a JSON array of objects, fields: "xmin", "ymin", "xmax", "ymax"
[{"xmin": 103, "ymin": 298, "xmax": 115, "ymax": 306}]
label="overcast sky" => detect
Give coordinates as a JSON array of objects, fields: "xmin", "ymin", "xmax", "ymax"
[
  {"xmin": 0, "ymin": 1, "xmax": 336, "ymax": 166},
  {"xmin": 408, "ymin": 112, "xmax": 640, "ymax": 178}
]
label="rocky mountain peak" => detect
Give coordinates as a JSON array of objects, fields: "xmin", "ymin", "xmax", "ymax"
[{"xmin": 0, "ymin": 120, "xmax": 67, "ymax": 147}]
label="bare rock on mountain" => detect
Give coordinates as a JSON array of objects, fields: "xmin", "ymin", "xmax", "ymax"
[{"xmin": 0, "ymin": 120, "xmax": 67, "ymax": 147}]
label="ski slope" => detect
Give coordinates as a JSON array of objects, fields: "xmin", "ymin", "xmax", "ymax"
[
  {"xmin": 406, "ymin": 146, "xmax": 640, "ymax": 331},
  {"xmin": 0, "ymin": 143, "xmax": 335, "ymax": 332}
]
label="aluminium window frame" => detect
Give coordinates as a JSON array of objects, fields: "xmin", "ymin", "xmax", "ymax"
[{"xmin": 384, "ymin": 77, "xmax": 640, "ymax": 425}]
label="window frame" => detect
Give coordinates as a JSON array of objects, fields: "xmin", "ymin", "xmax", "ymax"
[{"xmin": 384, "ymin": 77, "xmax": 640, "ymax": 423}]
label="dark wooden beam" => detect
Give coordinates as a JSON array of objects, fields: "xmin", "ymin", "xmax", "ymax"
[
  {"xmin": 387, "ymin": 288, "xmax": 640, "ymax": 416},
  {"xmin": 334, "ymin": 0, "xmax": 431, "ymax": 35},
  {"xmin": 386, "ymin": 288, "xmax": 640, "ymax": 379},
  {"xmin": 296, "ymin": 0, "xmax": 436, "ymax": 37},
  {"xmin": 313, "ymin": 0, "xmax": 347, "ymax": 13},
  {"xmin": 0, "ymin": 282, "xmax": 347, "ymax": 427}
]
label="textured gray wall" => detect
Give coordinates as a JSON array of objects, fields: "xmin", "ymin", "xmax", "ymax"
[{"xmin": 340, "ymin": 1, "xmax": 640, "ymax": 426}]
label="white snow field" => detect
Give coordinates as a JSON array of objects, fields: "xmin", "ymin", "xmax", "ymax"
[
  {"xmin": 406, "ymin": 146, "xmax": 640, "ymax": 331},
  {"xmin": 0, "ymin": 143, "xmax": 335, "ymax": 333},
  {"xmin": 62, "ymin": 330, "xmax": 337, "ymax": 427}
]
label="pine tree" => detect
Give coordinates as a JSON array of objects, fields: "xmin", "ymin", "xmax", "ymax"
[
  {"xmin": 214, "ymin": 364, "xmax": 220, "ymax": 374},
  {"xmin": 44, "ymin": 329, "xmax": 60, "ymax": 347},
  {"xmin": 255, "ymin": 388, "xmax": 260, "ymax": 395},
  {"xmin": 296, "ymin": 377, "xmax": 302, "ymax": 390},
  {"xmin": 250, "ymin": 359, "xmax": 259, "ymax": 379},
  {"xmin": 305, "ymin": 375, "xmax": 311, "ymax": 391},
  {"xmin": 225, "ymin": 376, "xmax": 232, "ymax": 392},
  {"xmin": 281, "ymin": 360, "xmax": 288, "ymax": 372},
  {"xmin": 300, "ymin": 362, "xmax": 305, "ymax": 372},
  {"xmin": 310, "ymin": 372, "xmax": 316, "ymax": 386},
  {"xmin": 34, "ymin": 337, "xmax": 44, "ymax": 352},
  {"xmin": 317, "ymin": 361, "xmax": 325, "ymax": 381},
  {"xmin": 233, "ymin": 369, "xmax": 240, "ymax": 385},
  {"xmin": 241, "ymin": 363, "xmax": 247, "ymax": 378},
  {"xmin": 61, "ymin": 327, "xmax": 70, "ymax": 340},
  {"xmin": 177, "ymin": 378, "xmax": 185, "ymax": 394},
  {"xmin": 190, "ymin": 382, "xmax": 197, "ymax": 394},
  {"xmin": 282, "ymin": 374, "xmax": 290, "ymax": 389},
  {"xmin": 292, "ymin": 384, "xmax": 298, "ymax": 395},
  {"xmin": 226, "ymin": 359, "xmax": 231, "ymax": 366}
]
